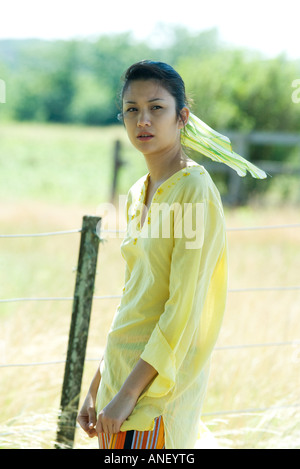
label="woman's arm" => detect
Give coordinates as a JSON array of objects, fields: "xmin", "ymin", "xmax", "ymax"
[
  {"xmin": 96, "ymin": 358, "xmax": 157, "ymax": 434},
  {"xmin": 77, "ymin": 360, "xmax": 102, "ymax": 438}
]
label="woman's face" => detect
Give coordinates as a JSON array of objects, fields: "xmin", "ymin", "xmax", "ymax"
[{"xmin": 122, "ymin": 80, "xmax": 188, "ymax": 157}]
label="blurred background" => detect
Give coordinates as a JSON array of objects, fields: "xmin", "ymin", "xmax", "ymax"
[{"xmin": 0, "ymin": 0, "xmax": 299, "ymax": 449}]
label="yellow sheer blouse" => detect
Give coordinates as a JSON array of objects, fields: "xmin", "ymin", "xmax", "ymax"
[{"xmin": 96, "ymin": 163, "xmax": 228, "ymax": 449}]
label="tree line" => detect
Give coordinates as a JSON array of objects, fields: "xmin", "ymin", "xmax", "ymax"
[
  {"xmin": 0, "ymin": 27, "xmax": 299, "ymax": 130},
  {"xmin": 0, "ymin": 25, "xmax": 300, "ymax": 187}
]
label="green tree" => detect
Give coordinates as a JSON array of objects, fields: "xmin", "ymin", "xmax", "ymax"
[
  {"xmin": 38, "ymin": 41, "xmax": 77, "ymax": 122},
  {"xmin": 5, "ymin": 40, "xmax": 77, "ymax": 122},
  {"xmin": 178, "ymin": 50, "xmax": 300, "ymax": 134}
]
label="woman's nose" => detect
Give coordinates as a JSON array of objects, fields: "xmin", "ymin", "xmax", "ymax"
[{"xmin": 137, "ymin": 110, "xmax": 151, "ymax": 127}]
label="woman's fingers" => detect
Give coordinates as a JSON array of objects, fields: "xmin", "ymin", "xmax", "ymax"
[
  {"xmin": 77, "ymin": 413, "xmax": 87, "ymax": 432},
  {"xmin": 87, "ymin": 407, "xmax": 97, "ymax": 437},
  {"xmin": 96, "ymin": 390, "xmax": 137, "ymax": 434},
  {"xmin": 95, "ymin": 418, "xmax": 104, "ymax": 434},
  {"xmin": 96, "ymin": 411, "xmax": 122, "ymax": 434},
  {"xmin": 77, "ymin": 406, "xmax": 98, "ymax": 438}
]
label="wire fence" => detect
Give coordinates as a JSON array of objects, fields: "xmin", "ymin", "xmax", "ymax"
[{"xmin": 1, "ymin": 221, "xmax": 300, "ymax": 420}]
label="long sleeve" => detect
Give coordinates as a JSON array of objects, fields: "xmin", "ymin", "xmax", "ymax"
[{"xmin": 140, "ymin": 194, "xmax": 227, "ymax": 398}]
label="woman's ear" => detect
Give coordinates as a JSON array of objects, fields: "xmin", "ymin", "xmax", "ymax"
[{"xmin": 178, "ymin": 107, "xmax": 190, "ymax": 129}]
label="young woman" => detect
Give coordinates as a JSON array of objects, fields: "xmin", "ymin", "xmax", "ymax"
[{"xmin": 77, "ymin": 61, "xmax": 267, "ymax": 449}]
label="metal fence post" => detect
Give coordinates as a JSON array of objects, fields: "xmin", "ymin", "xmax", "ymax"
[{"xmin": 55, "ymin": 215, "xmax": 101, "ymax": 449}]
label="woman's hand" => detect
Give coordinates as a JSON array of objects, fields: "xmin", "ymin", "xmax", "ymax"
[
  {"xmin": 96, "ymin": 389, "xmax": 137, "ymax": 434},
  {"xmin": 77, "ymin": 362, "xmax": 101, "ymax": 438},
  {"xmin": 96, "ymin": 359, "xmax": 157, "ymax": 434},
  {"xmin": 77, "ymin": 393, "xmax": 98, "ymax": 438}
]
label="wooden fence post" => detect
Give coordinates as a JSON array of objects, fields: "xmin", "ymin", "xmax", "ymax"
[
  {"xmin": 55, "ymin": 215, "xmax": 101, "ymax": 449},
  {"xmin": 111, "ymin": 140, "xmax": 126, "ymax": 203},
  {"xmin": 227, "ymin": 134, "xmax": 249, "ymax": 205}
]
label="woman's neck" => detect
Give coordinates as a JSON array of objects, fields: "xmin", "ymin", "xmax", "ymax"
[{"xmin": 143, "ymin": 147, "xmax": 189, "ymax": 187}]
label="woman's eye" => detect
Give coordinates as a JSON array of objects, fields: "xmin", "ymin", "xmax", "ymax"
[{"xmin": 124, "ymin": 105, "xmax": 163, "ymax": 115}]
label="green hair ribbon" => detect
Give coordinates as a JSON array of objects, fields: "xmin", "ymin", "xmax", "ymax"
[{"xmin": 181, "ymin": 112, "xmax": 267, "ymax": 179}]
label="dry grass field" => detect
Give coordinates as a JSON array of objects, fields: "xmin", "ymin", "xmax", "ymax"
[{"xmin": 0, "ymin": 122, "xmax": 299, "ymax": 449}]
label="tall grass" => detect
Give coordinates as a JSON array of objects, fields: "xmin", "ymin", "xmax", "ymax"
[{"xmin": 0, "ymin": 122, "xmax": 299, "ymax": 449}]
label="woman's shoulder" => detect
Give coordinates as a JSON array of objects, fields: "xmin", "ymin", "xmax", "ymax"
[
  {"xmin": 177, "ymin": 163, "xmax": 209, "ymax": 194},
  {"xmin": 176, "ymin": 163, "xmax": 223, "ymax": 206},
  {"xmin": 183, "ymin": 163, "xmax": 206, "ymax": 184}
]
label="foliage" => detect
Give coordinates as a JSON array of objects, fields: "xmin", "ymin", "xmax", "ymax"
[
  {"xmin": 179, "ymin": 51, "xmax": 300, "ymax": 132},
  {"xmin": 1, "ymin": 28, "xmax": 299, "ymax": 131}
]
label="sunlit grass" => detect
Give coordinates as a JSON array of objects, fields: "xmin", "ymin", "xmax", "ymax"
[
  {"xmin": 0, "ymin": 121, "xmax": 146, "ymax": 205},
  {"xmin": 1, "ymin": 202, "xmax": 299, "ymax": 449}
]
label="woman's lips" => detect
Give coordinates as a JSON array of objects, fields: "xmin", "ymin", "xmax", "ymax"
[{"xmin": 137, "ymin": 133, "xmax": 154, "ymax": 142}]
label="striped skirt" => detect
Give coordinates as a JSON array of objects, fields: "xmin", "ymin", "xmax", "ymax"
[{"xmin": 98, "ymin": 416, "xmax": 165, "ymax": 449}]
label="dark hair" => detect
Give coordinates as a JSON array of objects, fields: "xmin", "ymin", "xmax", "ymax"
[{"xmin": 118, "ymin": 60, "xmax": 191, "ymax": 123}]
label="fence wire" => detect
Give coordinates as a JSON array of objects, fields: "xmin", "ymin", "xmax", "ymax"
[
  {"xmin": 0, "ymin": 220, "xmax": 299, "ymax": 422},
  {"xmin": 0, "ymin": 223, "xmax": 300, "ymax": 238}
]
